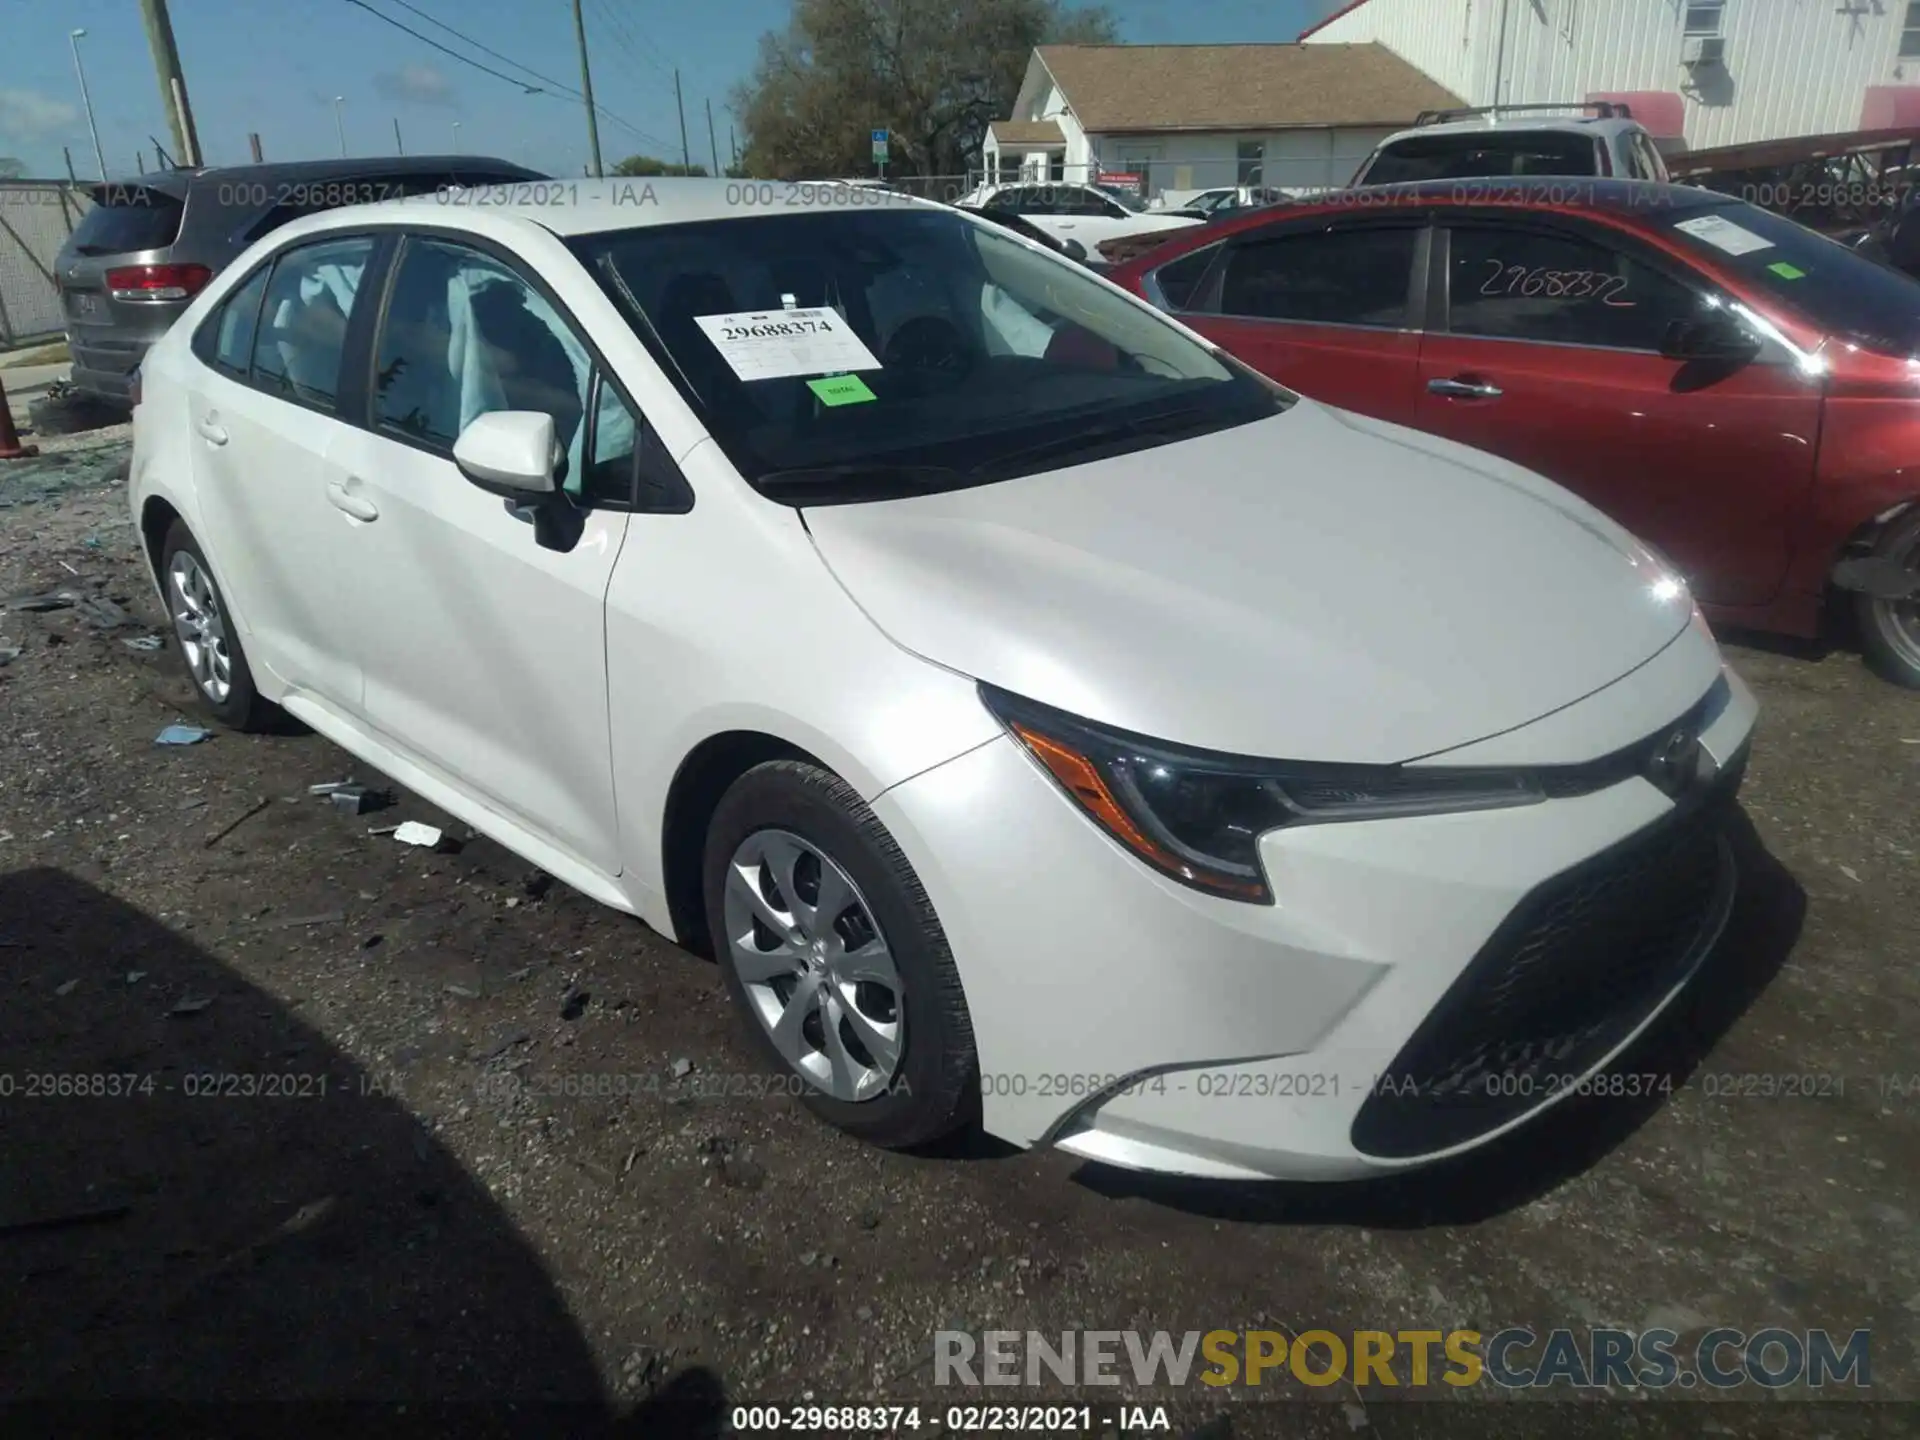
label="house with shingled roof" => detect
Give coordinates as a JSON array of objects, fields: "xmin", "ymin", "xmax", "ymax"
[{"xmin": 983, "ymin": 43, "xmax": 1462, "ymax": 200}]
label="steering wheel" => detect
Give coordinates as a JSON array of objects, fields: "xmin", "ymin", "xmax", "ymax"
[{"xmin": 882, "ymin": 316, "xmax": 976, "ymax": 384}]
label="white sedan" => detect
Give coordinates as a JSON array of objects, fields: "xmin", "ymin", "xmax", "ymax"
[
  {"xmin": 961, "ymin": 181, "xmax": 1203, "ymax": 251},
  {"xmin": 129, "ymin": 180, "xmax": 1757, "ymax": 1180}
]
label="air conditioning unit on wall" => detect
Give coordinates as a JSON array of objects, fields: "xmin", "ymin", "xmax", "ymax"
[{"xmin": 1682, "ymin": 34, "xmax": 1726, "ymax": 67}]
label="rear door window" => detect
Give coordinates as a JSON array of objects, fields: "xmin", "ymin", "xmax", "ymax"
[
  {"xmin": 250, "ymin": 235, "xmax": 376, "ymax": 409},
  {"xmin": 69, "ymin": 187, "xmax": 185, "ymax": 255},
  {"xmin": 1218, "ymin": 226, "xmax": 1418, "ymax": 328}
]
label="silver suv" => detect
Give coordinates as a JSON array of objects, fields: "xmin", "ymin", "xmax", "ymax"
[
  {"xmin": 55, "ymin": 155, "xmax": 543, "ymax": 408},
  {"xmin": 1351, "ymin": 103, "xmax": 1673, "ymax": 186}
]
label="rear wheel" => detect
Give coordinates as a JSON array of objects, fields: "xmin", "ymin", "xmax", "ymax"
[
  {"xmin": 702, "ymin": 759, "xmax": 976, "ymax": 1148},
  {"xmin": 1856, "ymin": 509, "xmax": 1920, "ymax": 690},
  {"xmin": 159, "ymin": 521, "xmax": 279, "ymax": 731}
]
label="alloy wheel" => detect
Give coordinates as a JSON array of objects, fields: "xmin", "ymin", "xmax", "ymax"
[
  {"xmin": 1871, "ymin": 534, "xmax": 1920, "ymax": 674},
  {"xmin": 168, "ymin": 550, "xmax": 232, "ymax": 705},
  {"xmin": 722, "ymin": 828, "xmax": 905, "ymax": 1101}
]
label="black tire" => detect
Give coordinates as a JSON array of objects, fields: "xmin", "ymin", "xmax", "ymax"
[
  {"xmin": 1854, "ymin": 508, "xmax": 1920, "ymax": 690},
  {"xmin": 157, "ymin": 520, "xmax": 281, "ymax": 731},
  {"xmin": 702, "ymin": 759, "xmax": 977, "ymax": 1148}
]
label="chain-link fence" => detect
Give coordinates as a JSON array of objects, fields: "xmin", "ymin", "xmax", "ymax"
[{"xmin": 0, "ymin": 180, "xmax": 91, "ymax": 348}]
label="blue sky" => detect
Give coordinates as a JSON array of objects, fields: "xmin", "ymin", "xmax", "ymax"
[{"xmin": 1, "ymin": 0, "xmax": 1344, "ymax": 180}]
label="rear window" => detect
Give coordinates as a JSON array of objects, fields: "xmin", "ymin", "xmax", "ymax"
[
  {"xmin": 1360, "ymin": 132, "xmax": 1598, "ymax": 185},
  {"xmin": 70, "ymin": 188, "xmax": 185, "ymax": 256}
]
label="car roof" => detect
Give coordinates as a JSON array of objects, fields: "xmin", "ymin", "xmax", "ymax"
[
  {"xmin": 290, "ymin": 176, "xmax": 954, "ymax": 238},
  {"xmin": 96, "ymin": 153, "xmax": 542, "ymax": 197},
  {"xmin": 1380, "ymin": 115, "xmax": 1645, "ymax": 145},
  {"xmin": 1109, "ymin": 178, "xmax": 1736, "ymax": 272}
]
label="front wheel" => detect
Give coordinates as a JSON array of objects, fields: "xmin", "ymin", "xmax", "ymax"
[
  {"xmin": 1856, "ymin": 509, "xmax": 1920, "ymax": 690},
  {"xmin": 701, "ymin": 759, "xmax": 977, "ymax": 1148}
]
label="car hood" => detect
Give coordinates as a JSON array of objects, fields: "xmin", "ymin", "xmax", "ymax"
[{"xmin": 801, "ymin": 400, "xmax": 1694, "ymax": 763}]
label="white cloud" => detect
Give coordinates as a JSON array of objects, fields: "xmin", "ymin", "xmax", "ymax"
[
  {"xmin": 373, "ymin": 64, "xmax": 458, "ymax": 109},
  {"xmin": 0, "ymin": 88, "xmax": 81, "ymax": 143}
]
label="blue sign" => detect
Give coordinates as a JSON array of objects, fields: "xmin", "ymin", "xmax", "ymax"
[{"xmin": 872, "ymin": 129, "xmax": 888, "ymax": 143}]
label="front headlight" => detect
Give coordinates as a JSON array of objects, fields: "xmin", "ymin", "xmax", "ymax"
[{"xmin": 980, "ymin": 685, "xmax": 1545, "ymax": 904}]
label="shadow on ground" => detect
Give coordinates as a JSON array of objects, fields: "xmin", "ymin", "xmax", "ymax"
[
  {"xmin": 1075, "ymin": 809, "xmax": 1806, "ymax": 1227},
  {"xmin": 0, "ymin": 867, "xmax": 724, "ymax": 1436}
]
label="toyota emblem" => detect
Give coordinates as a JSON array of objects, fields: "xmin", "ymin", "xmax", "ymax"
[{"xmin": 1647, "ymin": 728, "xmax": 1701, "ymax": 798}]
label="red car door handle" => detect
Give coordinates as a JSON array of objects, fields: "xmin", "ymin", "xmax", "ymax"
[{"xmin": 1429, "ymin": 376, "xmax": 1503, "ymax": 400}]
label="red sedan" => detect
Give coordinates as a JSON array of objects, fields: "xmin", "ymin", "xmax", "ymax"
[{"xmin": 1108, "ymin": 179, "xmax": 1920, "ymax": 688}]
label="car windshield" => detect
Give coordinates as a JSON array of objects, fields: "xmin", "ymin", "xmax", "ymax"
[
  {"xmin": 1100, "ymin": 186, "xmax": 1148, "ymax": 213},
  {"xmin": 573, "ymin": 208, "xmax": 1285, "ymax": 502},
  {"xmin": 1361, "ymin": 131, "xmax": 1598, "ymax": 183},
  {"xmin": 1663, "ymin": 200, "xmax": 1920, "ymax": 355}
]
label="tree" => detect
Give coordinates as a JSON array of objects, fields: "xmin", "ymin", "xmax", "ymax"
[
  {"xmin": 0, "ymin": 157, "xmax": 27, "ymax": 180},
  {"xmin": 731, "ymin": 0, "xmax": 1115, "ymax": 181},
  {"xmin": 611, "ymin": 154, "xmax": 709, "ymax": 177}
]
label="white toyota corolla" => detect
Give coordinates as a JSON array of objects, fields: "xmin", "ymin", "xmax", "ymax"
[{"xmin": 129, "ymin": 179, "xmax": 1757, "ymax": 1180}]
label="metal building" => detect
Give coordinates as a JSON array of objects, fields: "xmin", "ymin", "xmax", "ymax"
[{"xmin": 1302, "ymin": 0, "xmax": 1920, "ymax": 150}]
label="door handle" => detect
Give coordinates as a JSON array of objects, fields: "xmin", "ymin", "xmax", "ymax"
[
  {"xmin": 195, "ymin": 416, "xmax": 228, "ymax": 446},
  {"xmin": 326, "ymin": 479, "xmax": 379, "ymax": 523},
  {"xmin": 1428, "ymin": 376, "xmax": 1504, "ymax": 400}
]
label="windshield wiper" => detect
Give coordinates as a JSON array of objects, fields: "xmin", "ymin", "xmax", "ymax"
[
  {"xmin": 974, "ymin": 403, "xmax": 1222, "ymax": 476},
  {"xmin": 757, "ymin": 461, "xmax": 963, "ymax": 502}
]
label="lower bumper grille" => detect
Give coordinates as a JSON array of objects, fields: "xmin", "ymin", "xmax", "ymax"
[{"xmin": 1350, "ymin": 755, "xmax": 1744, "ymax": 1160}]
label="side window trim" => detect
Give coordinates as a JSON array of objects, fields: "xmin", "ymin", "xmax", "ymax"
[
  {"xmin": 1212, "ymin": 218, "xmax": 1431, "ymax": 334},
  {"xmin": 1435, "ymin": 212, "xmax": 1725, "ymax": 356},
  {"xmin": 366, "ymin": 226, "xmax": 691, "ymax": 514}
]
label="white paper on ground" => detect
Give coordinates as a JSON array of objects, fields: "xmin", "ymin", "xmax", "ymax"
[
  {"xmin": 1673, "ymin": 214, "xmax": 1774, "ymax": 256},
  {"xmin": 392, "ymin": 821, "xmax": 444, "ymax": 848},
  {"xmin": 694, "ymin": 307, "xmax": 882, "ymax": 381}
]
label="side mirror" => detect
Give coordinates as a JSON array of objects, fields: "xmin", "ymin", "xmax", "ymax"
[
  {"xmin": 453, "ymin": 411, "xmax": 560, "ymax": 498},
  {"xmin": 1059, "ymin": 237, "xmax": 1089, "ymax": 261},
  {"xmin": 1660, "ymin": 312, "xmax": 1760, "ymax": 365}
]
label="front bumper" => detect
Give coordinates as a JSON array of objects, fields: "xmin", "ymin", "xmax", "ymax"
[{"xmin": 871, "ymin": 623, "xmax": 1758, "ymax": 1181}]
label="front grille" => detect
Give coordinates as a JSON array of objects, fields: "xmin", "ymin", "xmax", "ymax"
[{"xmin": 1350, "ymin": 750, "xmax": 1744, "ymax": 1160}]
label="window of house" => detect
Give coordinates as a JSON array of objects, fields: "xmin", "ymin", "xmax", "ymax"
[
  {"xmin": 1903, "ymin": 2, "xmax": 1920, "ymax": 60},
  {"xmin": 1445, "ymin": 225, "xmax": 1704, "ymax": 351},
  {"xmin": 1683, "ymin": 1, "xmax": 1724, "ymax": 35},
  {"xmin": 1237, "ymin": 139, "xmax": 1265, "ymax": 187},
  {"xmin": 249, "ymin": 235, "xmax": 375, "ymax": 409},
  {"xmin": 1048, "ymin": 153, "xmax": 1065, "ymax": 182},
  {"xmin": 1218, "ymin": 225, "xmax": 1418, "ymax": 328}
]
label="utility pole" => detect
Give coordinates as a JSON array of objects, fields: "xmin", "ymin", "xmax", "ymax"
[
  {"xmin": 249, "ymin": 132, "xmax": 264, "ymax": 162},
  {"xmin": 570, "ymin": 0, "xmax": 603, "ymax": 177},
  {"xmin": 138, "ymin": 0, "xmax": 201, "ymax": 166},
  {"xmin": 674, "ymin": 70, "xmax": 690, "ymax": 172},
  {"xmin": 393, "ymin": 117, "xmax": 404, "ymax": 155},
  {"xmin": 730, "ymin": 124, "xmax": 739, "ymax": 168},
  {"xmin": 706, "ymin": 98, "xmax": 720, "ymax": 177},
  {"xmin": 334, "ymin": 97, "xmax": 347, "ymax": 157}
]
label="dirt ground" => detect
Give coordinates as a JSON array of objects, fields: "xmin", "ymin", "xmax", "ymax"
[{"xmin": 2, "ymin": 445, "xmax": 1917, "ymax": 1438}]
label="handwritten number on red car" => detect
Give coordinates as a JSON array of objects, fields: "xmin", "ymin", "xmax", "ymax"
[{"xmin": 1479, "ymin": 260, "xmax": 1633, "ymax": 307}]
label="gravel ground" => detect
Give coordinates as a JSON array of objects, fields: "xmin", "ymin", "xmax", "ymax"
[{"xmin": 0, "ymin": 450, "xmax": 1916, "ymax": 1438}]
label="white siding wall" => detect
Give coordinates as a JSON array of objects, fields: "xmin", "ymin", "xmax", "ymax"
[
  {"xmin": 1087, "ymin": 127, "xmax": 1395, "ymax": 192},
  {"xmin": 1309, "ymin": 0, "xmax": 1920, "ymax": 148}
]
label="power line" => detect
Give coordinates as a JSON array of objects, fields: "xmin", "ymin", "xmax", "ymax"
[
  {"xmin": 589, "ymin": 0, "xmax": 672, "ymax": 82},
  {"xmin": 339, "ymin": 0, "xmax": 673, "ymax": 150}
]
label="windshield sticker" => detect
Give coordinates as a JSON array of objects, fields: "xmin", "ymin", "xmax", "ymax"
[
  {"xmin": 1767, "ymin": 260, "xmax": 1807, "ymax": 280},
  {"xmin": 1674, "ymin": 214, "xmax": 1775, "ymax": 256},
  {"xmin": 693, "ymin": 307, "xmax": 881, "ymax": 382},
  {"xmin": 806, "ymin": 374, "xmax": 878, "ymax": 406}
]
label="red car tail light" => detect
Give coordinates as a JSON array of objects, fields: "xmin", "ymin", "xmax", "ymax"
[{"xmin": 105, "ymin": 263, "xmax": 212, "ymax": 302}]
